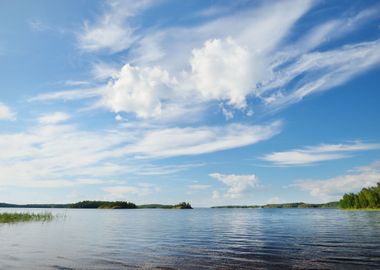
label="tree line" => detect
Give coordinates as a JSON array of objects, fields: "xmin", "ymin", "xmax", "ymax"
[{"xmin": 339, "ymin": 182, "xmax": 380, "ymax": 209}]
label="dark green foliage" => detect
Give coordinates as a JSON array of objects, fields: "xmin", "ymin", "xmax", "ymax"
[
  {"xmin": 339, "ymin": 182, "xmax": 380, "ymax": 209},
  {"xmin": 138, "ymin": 204, "xmax": 174, "ymax": 209},
  {"xmin": 69, "ymin": 200, "xmax": 137, "ymax": 209},
  {"xmin": 174, "ymin": 202, "xmax": 192, "ymax": 209}
]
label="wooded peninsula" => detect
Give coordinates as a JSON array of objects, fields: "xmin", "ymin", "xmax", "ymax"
[{"xmin": 339, "ymin": 182, "xmax": 380, "ymax": 210}]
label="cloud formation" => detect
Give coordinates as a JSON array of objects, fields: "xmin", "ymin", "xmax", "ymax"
[
  {"xmin": 294, "ymin": 160, "xmax": 380, "ymax": 201},
  {"xmin": 210, "ymin": 173, "xmax": 259, "ymax": 198},
  {"xmin": 78, "ymin": 0, "xmax": 155, "ymax": 53},
  {"xmin": 32, "ymin": 0, "xmax": 380, "ymax": 125},
  {"xmin": 104, "ymin": 183, "xmax": 160, "ymax": 197},
  {"xmin": 38, "ymin": 112, "xmax": 71, "ymax": 124},
  {"xmin": 0, "ymin": 102, "xmax": 16, "ymax": 120},
  {"xmin": 0, "ymin": 120, "xmax": 279, "ymax": 188},
  {"xmin": 262, "ymin": 142, "xmax": 380, "ymax": 166}
]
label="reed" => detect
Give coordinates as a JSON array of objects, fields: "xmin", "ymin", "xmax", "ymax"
[{"xmin": 0, "ymin": 212, "xmax": 54, "ymax": 223}]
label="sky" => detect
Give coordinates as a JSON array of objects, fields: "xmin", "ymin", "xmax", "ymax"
[{"xmin": 0, "ymin": 0, "xmax": 379, "ymax": 206}]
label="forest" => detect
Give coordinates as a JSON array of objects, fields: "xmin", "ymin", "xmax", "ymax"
[{"xmin": 339, "ymin": 182, "xmax": 380, "ymax": 209}]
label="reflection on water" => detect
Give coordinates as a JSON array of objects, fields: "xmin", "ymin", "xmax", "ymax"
[{"xmin": 1, "ymin": 208, "xmax": 380, "ymax": 269}]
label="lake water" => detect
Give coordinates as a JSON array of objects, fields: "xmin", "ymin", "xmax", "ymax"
[{"xmin": 1, "ymin": 208, "xmax": 380, "ymax": 269}]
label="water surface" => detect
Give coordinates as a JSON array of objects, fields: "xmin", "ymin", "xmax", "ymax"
[{"xmin": 1, "ymin": 208, "xmax": 380, "ymax": 269}]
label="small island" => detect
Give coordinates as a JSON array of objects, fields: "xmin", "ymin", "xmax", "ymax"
[{"xmin": 339, "ymin": 182, "xmax": 380, "ymax": 210}]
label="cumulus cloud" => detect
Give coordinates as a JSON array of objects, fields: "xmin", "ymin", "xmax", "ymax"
[
  {"xmin": 100, "ymin": 64, "xmax": 178, "ymax": 118},
  {"xmin": 294, "ymin": 160, "xmax": 380, "ymax": 201},
  {"xmin": 190, "ymin": 37, "xmax": 257, "ymax": 108},
  {"xmin": 0, "ymin": 102, "xmax": 16, "ymax": 120},
  {"xmin": 38, "ymin": 112, "xmax": 71, "ymax": 124},
  {"xmin": 261, "ymin": 142, "xmax": 380, "ymax": 166},
  {"xmin": 210, "ymin": 173, "xmax": 259, "ymax": 198}
]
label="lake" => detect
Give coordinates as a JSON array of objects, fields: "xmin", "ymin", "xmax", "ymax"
[{"xmin": 1, "ymin": 208, "xmax": 380, "ymax": 269}]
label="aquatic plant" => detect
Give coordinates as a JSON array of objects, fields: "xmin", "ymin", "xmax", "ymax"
[{"xmin": 0, "ymin": 212, "xmax": 54, "ymax": 223}]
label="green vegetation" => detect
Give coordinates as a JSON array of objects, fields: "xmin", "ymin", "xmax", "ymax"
[
  {"xmin": 212, "ymin": 202, "xmax": 339, "ymax": 209},
  {"xmin": 69, "ymin": 201, "xmax": 137, "ymax": 209},
  {"xmin": 138, "ymin": 204, "xmax": 174, "ymax": 209},
  {"xmin": 174, "ymin": 202, "xmax": 193, "ymax": 209},
  {"xmin": 0, "ymin": 212, "xmax": 53, "ymax": 223},
  {"xmin": 138, "ymin": 203, "xmax": 192, "ymax": 209},
  {"xmin": 339, "ymin": 182, "xmax": 380, "ymax": 210}
]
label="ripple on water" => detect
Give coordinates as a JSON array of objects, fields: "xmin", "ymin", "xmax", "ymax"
[{"xmin": 1, "ymin": 208, "xmax": 380, "ymax": 269}]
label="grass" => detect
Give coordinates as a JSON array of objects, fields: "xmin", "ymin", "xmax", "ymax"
[{"xmin": 0, "ymin": 212, "xmax": 54, "ymax": 224}]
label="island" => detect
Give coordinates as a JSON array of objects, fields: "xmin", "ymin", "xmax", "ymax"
[{"xmin": 339, "ymin": 182, "xmax": 380, "ymax": 210}]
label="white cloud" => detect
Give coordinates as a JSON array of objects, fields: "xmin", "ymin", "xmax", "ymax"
[
  {"xmin": 266, "ymin": 196, "xmax": 281, "ymax": 204},
  {"xmin": 210, "ymin": 173, "xmax": 259, "ymax": 198},
  {"xmin": 78, "ymin": 0, "xmax": 155, "ymax": 53},
  {"xmin": 125, "ymin": 121, "xmax": 281, "ymax": 158},
  {"xmin": 0, "ymin": 118, "xmax": 279, "ymax": 188},
  {"xmin": 104, "ymin": 183, "xmax": 160, "ymax": 197},
  {"xmin": 100, "ymin": 64, "xmax": 178, "ymax": 118},
  {"xmin": 188, "ymin": 184, "xmax": 211, "ymax": 190},
  {"xmin": 31, "ymin": 1, "xmax": 380, "ymax": 123},
  {"xmin": 212, "ymin": 190, "xmax": 221, "ymax": 200},
  {"xmin": 38, "ymin": 112, "xmax": 71, "ymax": 124},
  {"xmin": 64, "ymin": 80, "xmax": 90, "ymax": 86},
  {"xmin": 30, "ymin": 87, "xmax": 102, "ymax": 102},
  {"xmin": 0, "ymin": 124, "xmax": 128, "ymax": 188},
  {"xmin": 294, "ymin": 160, "xmax": 380, "ymax": 201},
  {"xmin": 0, "ymin": 102, "xmax": 16, "ymax": 120},
  {"xmin": 190, "ymin": 37, "xmax": 256, "ymax": 108},
  {"xmin": 262, "ymin": 40, "xmax": 380, "ymax": 110},
  {"xmin": 262, "ymin": 141, "xmax": 380, "ymax": 166}
]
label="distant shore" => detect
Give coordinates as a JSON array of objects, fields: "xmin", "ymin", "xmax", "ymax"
[
  {"xmin": 0, "ymin": 201, "xmax": 193, "ymax": 210},
  {"xmin": 211, "ymin": 202, "xmax": 339, "ymax": 209}
]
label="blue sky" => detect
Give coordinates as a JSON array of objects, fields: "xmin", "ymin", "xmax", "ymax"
[{"xmin": 0, "ymin": 0, "xmax": 379, "ymax": 206}]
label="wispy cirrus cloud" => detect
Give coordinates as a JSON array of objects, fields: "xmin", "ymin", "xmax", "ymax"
[
  {"xmin": 104, "ymin": 183, "xmax": 160, "ymax": 198},
  {"xmin": 294, "ymin": 160, "xmax": 380, "ymax": 201},
  {"xmin": 78, "ymin": 0, "xmax": 156, "ymax": 53},
  {"xmin": 38, "ymin": 112, "xmax": 71, "ymax": 124},
  {"xmin": 188, "ymin": 184, "xmax": 211, "ymax": 190},
  {"xmin": 125, "ymin": 121, "xmax": 282, "ymax": 159},
  {"xmin": 261, "ymin": 141, "xmax": 380, "ymax": 166},
  {"xmin": 0, "ymin": 119, "xmax": 279, "ymax": 189}
]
